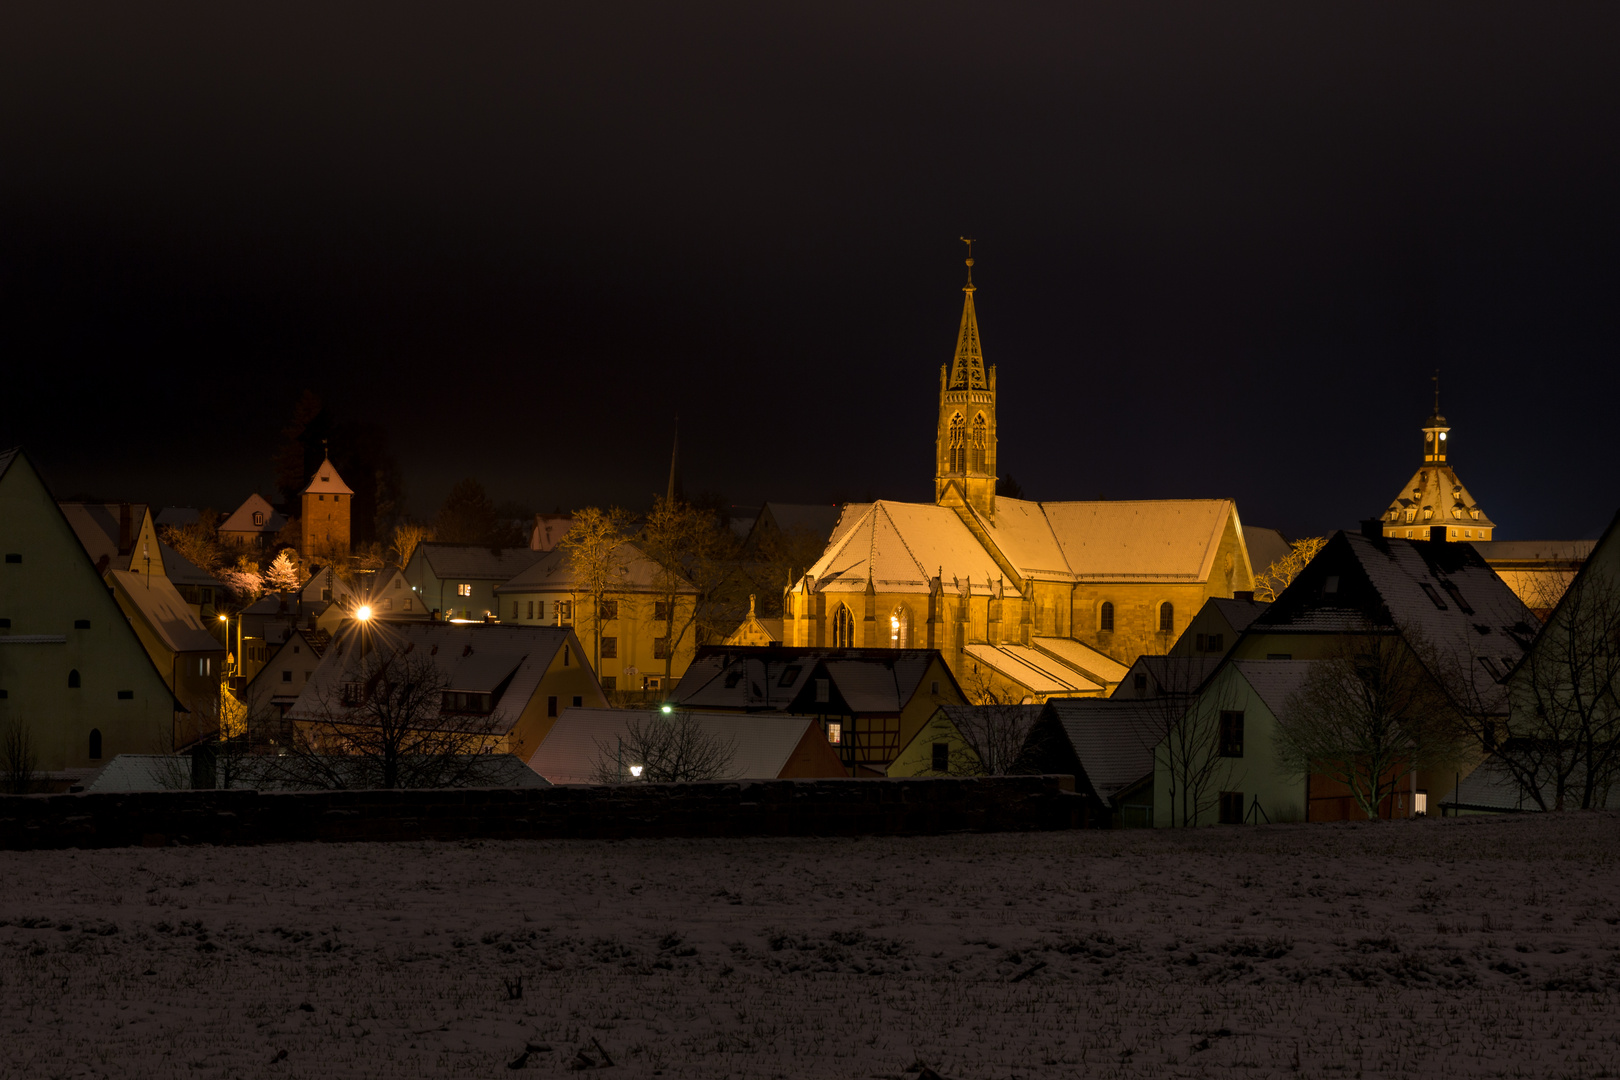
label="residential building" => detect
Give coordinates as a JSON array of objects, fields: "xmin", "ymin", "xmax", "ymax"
[
  {"xmin": 286, "ymin": 621, "xmax": 607, "ymax": 761},
  {"xmin": 0, "ymin": 448, "xmax": 179, "ymax": 785},
  {"xmin": 1470, "ymin": 539, "xmax": 1596, "ymax": 618},
  {"xmin": 238, "ymin": 626, "xmax": 328, "ymax": 722},
  {"xmin": 886, "ymin": 707, "xmax": 979, "ymax": 776},
  {"xmin": 495, "ymin": 540, "xmax": 696, "ymax": 693},
  {"xmin": 1015, "ymin": 698, "xmax": 1163, "ymax": 827},
  {"xmin": 300, "ymin": 450, "xmax": 352, "ymax": 559},
  {"xmin": 1168, "ymin": 594, "xmax": 1268, "ymax": 658},
  {"xmin": 218, "ymin": 493, "xmax": 286, "ymax": 549},
  {"xmin": 106, "ymin": 569, "xmax": 226, "ymax": 747},
  {"xmin": 526, "ymin": 707, "xmax": 845, "ymax": 784},
  {"xmin": 403, "ymin": 542, "xmax": 545, "ymax": 623},
  {"xmin": 60, "ymin": 501, "xmax": 163, "ymax": 578},
  {"xmin": 671, "ymin": 645, "xmax": 967, "ymax": 775},
  {"xmin": 784, "ymin": 251, "xmax": 1259, "ymax": 703},
  {"xmin": 1112, "ymin": 654, "xmax": 1223, "ymax": 700}
]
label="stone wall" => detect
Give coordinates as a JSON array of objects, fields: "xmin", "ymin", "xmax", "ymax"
[{"xmin": 0, "ymin": 775, "xmax": 1082, "ymax": 851}]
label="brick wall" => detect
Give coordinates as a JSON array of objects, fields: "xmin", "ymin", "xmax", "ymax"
[{"xmin": 0, "ymin": 775, "xmax": 1082, "ymax": 850}]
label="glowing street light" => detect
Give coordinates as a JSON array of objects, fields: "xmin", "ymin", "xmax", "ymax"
[
  {"xmin": 660, "ymin": 704, "xmax": 672, "ymax": 714},
  {"xmin": 356, "ymin": 605, "xmax": 373, "ymax": 621},
  {"xmin": 629, "ymin": 765, "xmax": 644, "ymax": 778}
]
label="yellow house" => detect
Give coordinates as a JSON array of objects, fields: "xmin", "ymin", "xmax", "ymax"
[
  {"xmin": 785, "ymin": 249, "xmax": 1256, "ymax": 704},
  {"xmin": 496, "ymin": 540, "xmax": 698, "ymax": 695},
  {"xmin": 106, "ymin": 569, "xmax": 226, "ymax": 748},
  {"xmin": 886, "ymin": 707, "xmax": 980, "ymax": 776},
  {"xmin": 0, "ymin": 448, "xmax": 180, "ymax": 785}
]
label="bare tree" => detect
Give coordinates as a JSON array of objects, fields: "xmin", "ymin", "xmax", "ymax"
[
  {"xmin": 1254, "ymin": 536, "xmax": 1327, "ymax": 603},
  {"xmin": 1275, "ymin": 631, "xmax": 1467, "ymax": 820},
  {"xmin": 1146, "ymin": 658, "xmax": 1243, "ymax": 827},
  {"xmin": 639, "ymin": 497, "xmax": 742, "ymax": 683},
  {"xmin": 948, "ymin": 670, "xmax": 1037, "ymax": 775},
  {"xmin": 1491, "ymin": 568, "xmax": 1620, "ymax": 810},
  {"xmin": 277, "ymin": 646, "xmax": 506, "ymax": 789},
  {"xmin": 589, "ymin": 711, "xmax": 737, "ymax": 783},
  {"xmin": 743, "ymin": 524, "xmax": 828, "ymax": 618},
  {"xmin": 390, "ymin": 522, "xmax": 432, "ymax": 569},
  {"xmin": 1, "ymin": 718, "xmax": 39, "ymax": 795},
  {"xmin": 559, "ymin": 507, "xmax": 632, "ymax": 672}
]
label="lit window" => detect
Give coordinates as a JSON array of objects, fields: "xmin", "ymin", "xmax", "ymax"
[
  {"xmin": 827, "ymin": 722, "xmax": 842, "ymax": 745},
  {"xmin": 457, "ymin": 583, "xmax": 472, "ymax": 597},
  {"xmin": 832, "ymin": 605, "xmax": 855, "ymax": 648},
  {"xmin": 890, "ymin": 606, "xmax": 909, "ymax": 647}
]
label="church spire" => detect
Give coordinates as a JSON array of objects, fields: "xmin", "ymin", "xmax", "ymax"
[
  {"xmin": 666, "ymin": 416, "xmax": 683, "ymax": 504},
  {"xmin": 948, "ymin": 238, "xmax": 986, "ymax": 390}
]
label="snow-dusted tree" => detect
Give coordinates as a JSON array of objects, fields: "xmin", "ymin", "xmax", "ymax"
[
  {"xmin": 1276, "ymin": 631, "xmax": 1466, "ymax": 820},
  {"xmin": 265, "ymin": 549, "xmax": 302, "ymax": 592},
  {"xmin": 590, "ymin": 710, "xmax": 737, "ymax": 783},
  {"xmin": 390, "ymin": 522, "xmax": 431, "ymax": 569},
  {"xmin": 275, "ymin": 646, "xmax": 504, "ymax": 790},
  {"xmin": 159, "ymin": 510, "xmax": 225, "ymax": 574},
  {"xmin": 220, "ymin": 555, "xmax": 265, "ymax": 602},
  {"xmin": 1254, "ymin": 536, "xmax": 1327, "ymax": 603}
]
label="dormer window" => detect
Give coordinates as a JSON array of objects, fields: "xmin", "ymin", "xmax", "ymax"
[
  {"xmin": 252, "ymin": 511, "xmax": 264, "ymax": 527},
  {"xmin": 1422, "ymin": 507, "xmax": 1433, "ymax": 521}
]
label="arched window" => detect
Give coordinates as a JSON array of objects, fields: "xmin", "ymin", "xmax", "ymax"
[
  {"xmin": 1099, "ymin": 602, "xmax": 1114, "ymax": 632},
  {"xmin": 947, "ymin": 413, "xmax": 966, "ymax": 473},
  {"xmin": 832, "ymin": 605, "xmax": 855, "ymax": 648},
  {"xmin": 88, "ymin": 729, "xmax": 102, "ymax": 760},
  {"xmin": 68, "ymin": 668, "xmax": 81, "ymax": 689},
  {"xmin": 969, "ymin": 414, "xmax": 987, "ymax": 473},
  {"xmin": 889, "ymin": 606, "xmax": 910, "ymax": 648},
  {"xmin": 1159, "ymin": 602, "xmax": 1175, "ymax": 635}
]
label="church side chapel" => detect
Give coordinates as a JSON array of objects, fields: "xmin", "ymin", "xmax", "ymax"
[{"xmin": 785, "ymin": 244, "xmax": 1258, "ymax": 704}]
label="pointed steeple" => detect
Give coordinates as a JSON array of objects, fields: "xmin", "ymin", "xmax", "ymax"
[
  {"xmin": 666, "ymin": 417, "xmax": 683, "ymax": 504},
  {"xmin": 947, "ymin": 238, "xmax": 986, "ymax": 390}
]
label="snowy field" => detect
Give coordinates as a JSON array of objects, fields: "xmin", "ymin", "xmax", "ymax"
[{"xmin": 4, "ymin": 814, "xmax": 1620, "ymax": 1079}]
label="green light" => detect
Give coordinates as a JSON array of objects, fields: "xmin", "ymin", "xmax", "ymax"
[{"xmin": 661, "ymin": 704, "xmax": 672, "ymax": 714}]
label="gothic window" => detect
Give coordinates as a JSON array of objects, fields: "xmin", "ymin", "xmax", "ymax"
[
  {"xmin": 947, "ymin": 414, "xmax": 966, "ymax": 472},
  {"xmin": 970, "ymin": 414, "xmax": 987, "ymax": 473},
  {"xmin": 1099, "ymin": 602, "xmax": 1114, "ymax": 632},
  {"xmin": 1159, "ymin": 602, "xmax": 1175, "ymax": 635},
  {"xmin": 889, "ymin": 606, "xmax": 910, "ymax": 648},
  {"xmin": 832, "ymin": 604, "xmax": 855, "ymax": 648}
]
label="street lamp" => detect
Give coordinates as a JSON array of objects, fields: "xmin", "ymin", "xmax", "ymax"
[{"xmin": 356, "ymin": 605, "xmax": 373, "ymax": 622}]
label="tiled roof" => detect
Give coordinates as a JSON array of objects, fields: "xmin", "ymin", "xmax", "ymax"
[
  {"xmin": 1029, "ymin": 636, "xmax": 1131, "ymax": 685},
  {"xmin": 219, "ymin": 493, "xmax": 286, "ymax": 535},
  {"xmin": 801, "ymin": 501, "xmax": 1017, "ymax": 596},
  {"xmin": 1207, "ymin": 597, "xmax": 1269, "ymax": 634},
  {"xmin": 301, "ymin": 456, "xmax": 354, "ymax": 496},
  {"xmin": 1119, "ymin": 655, "xmax": 1223, "ymax": 697},
  {"xmin": 1036, "ymin": 499, "xmax": 1238, "ymax": 581},
  {"xmin": 526, "ymin": 708, "xmax": 828, "ymax": 784},
  {"xmin": 496, "ymin": 540, "xmax": 694, "ymax": 595},
  {"xmin": 1471, "ymin": 539, "xmax": 1595, "ymax": 563},
  {"xmin": 673, "ymin": 646, "xmax": 951, "ymax": 714},
  {"xmin": 1038, "ymin": 699, "xmax": 1163, "ymax": 801},
  {"xmin": 418, "ymin": 542, "xmax": 548, "ymax": 583},
  {"xmin": 1384, "ymin": 463, "xmax": 1493, "ymax": 532},
  {"xmin": 160, "ymin": 543, "xmax": 222, "ymax": 588},
  {"xmin": 108, "ymin": 569, "xmax": 222, "ymax": 654},
  {"xmin": 286, "ymin": 622, "xmax": 581, "ymax": 736},
  {"xmin": 1231, "ymin": 660, "xmax": 1316, "ymax": 720},
  {"xmin": 59, "ymin": 502, "xmax": 150, "ymax": 567},
  {"xmin": 963, "ymin": 643, "xmax": 1103, "ymax": 696}
]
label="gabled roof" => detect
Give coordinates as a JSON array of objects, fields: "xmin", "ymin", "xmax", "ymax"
[
  {"xmin": 219, "ymin": 493, "xmax": 286, "ymax": 535},
  {"xmin": 108, "ymin": 569, "xmax": 223, "ymax": 654},
  {"xmin": 760, "ymin": 503, "xmax": 843, "ymax": 542},
  {"xmin": 495, "ymin": 539, "xmax": 694, "ymax": 595},
  {"xmin": 800, "ymin": 501, "xmax": 1017, "ymax": 596},
  {"xmin": 1230, "ymin": 659, "xmax": 1316, "ymax": 720},
  {"xmin": 416, "ymin": 542, "xmax": 547, "ymax": 583},
  {"xmin": 1253, "ymin": 530, "xmax": 1536, "ymax": 709},
  {"xmin": 1031, "ymin": 499, "xmax": 1242, "ymax": 582},
  {"xmin": 1028, "ymin": 698, "xmax": 1163, "ymax": 802},
  {"xmin": 526, "ymin": 708, "xmax": 831, "ymax": 784},
  {"xmin": 160, "ymin": 543, "xmax": 222, "ymax": 589},
  {"xmin": 58, "ymin": 502, "xmax": 152, "ymax": 569},
  {"xmin": 1114, "ymin": 655, "xmax": 1223, "ymax": 698},
  {"xmin": 1029, "ymin": 636, "xmax": 1131, "ymax": 685},
  {"xmin": 286, "ymin": 622, "xmax": 582, "ymax": 736},
  {"xmin": 1244, "ymin": 526, "xmax": 1292, "ymax": 578},
  {"xmin": 302, "ymin": 455, "xmax": 353, "ymax": 496},
  {"xmin": 963, "ymin": 643, "xmax": 1103, "ymax": 696},
  {"xmin": 1471, "ymin": 539, "xmax": 1596, "ymax": 565},
  {"xmin": 1205, "ymin": 596, "xmax": 1269, "ymax": 635}
]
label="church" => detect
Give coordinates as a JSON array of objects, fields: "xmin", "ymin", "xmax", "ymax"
[{"xmin": 784, "ymin": 249, "xmax": 1259, "ymax": 703}]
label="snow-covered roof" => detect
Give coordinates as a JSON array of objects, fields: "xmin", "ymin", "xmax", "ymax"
[
  {"xmin": 1028, "ymin": 636, "xmax": 1131, "ymax": 685},
  {"xmin": 799, "ymin": 501, "xmax": 1018, "ymax": 596},
  {"xmin": 160, "ymin": 543, "xmax": 222, "ymax": 589},
  {"xmin": 286, "ymin": 622, "xmax": 583, "ymax": 736},
  {"xmin": 1383, "ymin": 463, "xmax": 1493, "ymax": 532},
  {"xmin": 1205, "ymin": 596, "xmax": 1269, "ymax": 635},
  {"xmin": 302, "ymin": 455, "xmax": 354, "ymax": 496},
  {"xmin": 526, "ymin": 708, "xmax": 829, "ymax": 784},
  {"xmin": 218, "ymin": 493, "xmax": 286, "ymax": 536},
  {"xmin": 1437, "ymin": 755, "xmax": 1619, "ymax": 813},
  {"xmin": 963, "ymin": 643, "xmax": 1103, "ymax": 696},
  {"xmin": 673, "ymin": 646, "xmax": 954, "ymax": 714},
  {"xmin": 495, "ymin": 539, "xmax": 695, "ymax": 595},
  {"xmin": 108, "ymin": 569, "xmax": 223, "ymax": 654},
  {"xmin": 1032, "ymin": 499, "xmax": 1241, "ymax": 582},
  {"xmin": 1115, "ymin": 655, "xmax": 1224, "ymax": 697},
  {"xmin": 1254, "ymin": 531, "xmax": 1535, "ymax": 711},
  {"xmin": 1471, "ymin": 539, "xmax": 1595, "ymax": 564},
  {"xmin": 1034, "ymin": 699, "xmax": 1163, "ymax": 802},
  {"xmin": 59, "ymin": 501, "xmax": 151, "ymax": 568},
  {"xmin": 1231, "ymin": 660, "xmax": 1316, "ymax": 720},
  {"xmin": 416, "ymin": 542, "xmax": 547, "ymax": 583}
]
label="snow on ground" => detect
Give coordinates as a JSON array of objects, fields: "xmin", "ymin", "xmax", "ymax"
[{"xmin": 4, "ymin": 813, "xmax": 1620, "ymax": 1079}]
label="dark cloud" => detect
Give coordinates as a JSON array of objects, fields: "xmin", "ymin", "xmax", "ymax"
[{"xmin": 3, "ymin": 2, "xmax": 1617, "ymax": 537}]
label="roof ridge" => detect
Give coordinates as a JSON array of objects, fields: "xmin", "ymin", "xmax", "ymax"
[{"xmin": 875, "ymin": 502, "xmax": 933, "ymax": 583}]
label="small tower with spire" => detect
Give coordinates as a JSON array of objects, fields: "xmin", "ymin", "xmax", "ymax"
[
  {"xmin": 300, "ymin": 440, "xmax": 354, "ymax": 559},
  {"xmin": 1381, "ymin": 373, "xmax": 1495, "ymax": 542},
  {"xmin": 934, "ymin": 239, "xmax": 999, "ymax": 520}
]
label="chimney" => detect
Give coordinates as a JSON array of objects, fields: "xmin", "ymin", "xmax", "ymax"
[
  {"xmin": 118, "ymin": 503, "xmax": 134, "ymax": 554},
  {"xmin": 1360, "ymin": 519, "xmax": 1384, "ymax": 540},
  {"xmin": 1429, "ymin": 525, "xmax": 1448, "ymax": 543},
  {"xmin": 1233, "ymin": 590, "xmax": 1255, "ymax": 602}
]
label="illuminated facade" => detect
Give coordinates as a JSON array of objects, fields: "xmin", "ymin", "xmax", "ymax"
[
  {"xmin": 1379, "ymin": 386, "xmax": 1495, "ymax": 542},
  {"xmin": 300, "ymin": 450, "xmax": 353, "ymax": 559},
  {"xmin": 785, "ymin": 249, "xmax": 1258, "ymax": 703}
]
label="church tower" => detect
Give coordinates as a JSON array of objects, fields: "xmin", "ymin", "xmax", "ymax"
[
  {"xmin": 934, "ymin": 240, "xmax": 998, "ymax": 520},
  {"xmin": 1380, "ymin": 376, "xmax": 1495, "ymax": 542},
  {"xmin": 300, "ymin": 443, "xmax": 354, "ymax": 559}
]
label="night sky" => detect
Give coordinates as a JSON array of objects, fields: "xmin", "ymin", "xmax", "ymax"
[{"xmin": 4, "ymin": 3, "xmax": 1618, "ymax": 540}]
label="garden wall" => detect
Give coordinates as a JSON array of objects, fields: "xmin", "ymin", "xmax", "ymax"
[{"xmin": 0, "ymin": 775, "xmax": 1082, "ymax": 850}]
